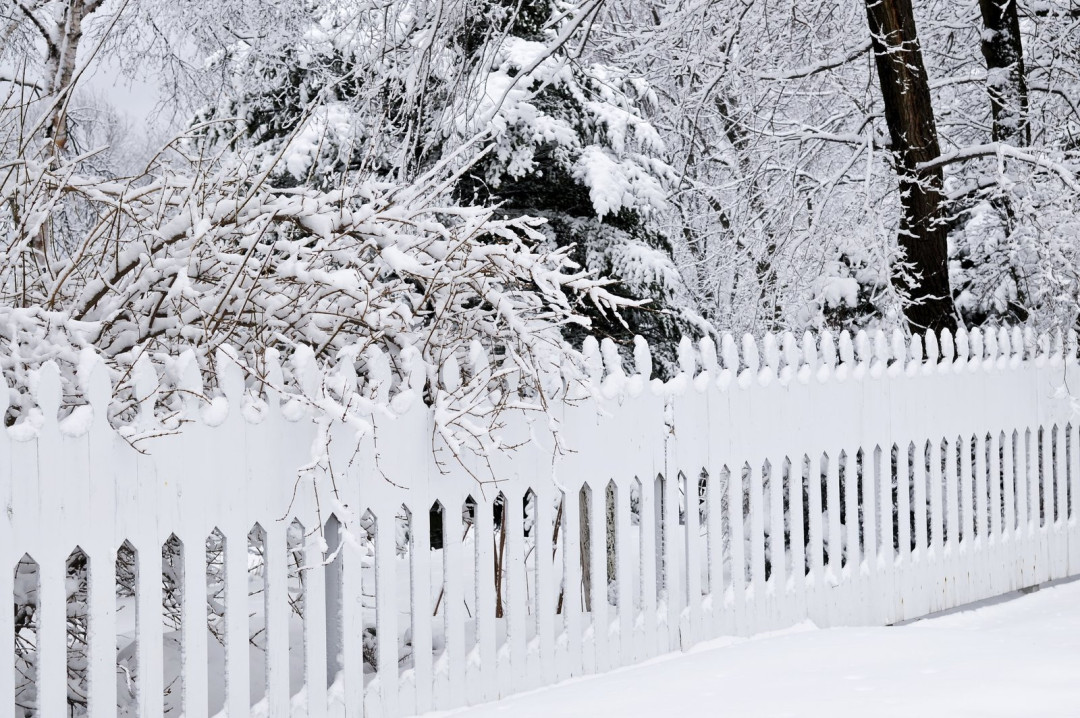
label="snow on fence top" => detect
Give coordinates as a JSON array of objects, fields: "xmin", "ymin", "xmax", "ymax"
[
  {"xmin": 4, "ymin": 321, "xmax": 1080, "ymax": 718},
  {"xmin": 6, "ymin": 323, "xmax": 1072, "ymax": 444}
]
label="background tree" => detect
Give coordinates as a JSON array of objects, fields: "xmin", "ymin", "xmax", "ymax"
[
  {"xmin": 191, "ymin": 0, "xmax": 705, "ymax": 372},
  {"xmin": 864, "ymin": 0, "xmax": 956, "ymax": 332},
  {"xmin": 979, "ymin": 0, "xmax": 1030, "ymax": 146}
]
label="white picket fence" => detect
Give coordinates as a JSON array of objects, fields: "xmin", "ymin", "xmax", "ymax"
[{"xmin": 5, "ymin": 325, "xmax": 1080, "ymax": 717}]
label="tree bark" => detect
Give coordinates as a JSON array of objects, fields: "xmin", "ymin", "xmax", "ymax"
[
  {"xmin": 43, "ymin": 0, "xmax": 100, "ymax": 150},
  {"xmin": 864, "ymin": 0, "xmax": 957, "ymax": 333},
  {"xmin": 978, "ymin": 0, "xmax": 1030, "ymax": 145}
]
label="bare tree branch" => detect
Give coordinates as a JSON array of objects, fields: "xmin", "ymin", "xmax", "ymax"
[{"xmin": 755, "ymin": 40, "xmax": 872, "ymax": 81}]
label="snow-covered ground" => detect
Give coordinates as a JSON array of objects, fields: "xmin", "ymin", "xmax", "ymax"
[{"xmin": 428, "ymin": 578, "xmax": 1080, "ymax": 718}]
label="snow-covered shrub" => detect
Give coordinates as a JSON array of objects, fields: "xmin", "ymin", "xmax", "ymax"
[{"xmin": 0, "ymin": 135, "xmax": 635, "ymax": 459}]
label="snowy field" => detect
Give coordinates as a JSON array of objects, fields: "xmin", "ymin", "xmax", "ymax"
[{"xmin": 428, "ymin": 578, "xmax": 1080, "ymax": 718}]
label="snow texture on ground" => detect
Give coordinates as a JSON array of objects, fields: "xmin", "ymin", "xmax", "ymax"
[{"xmin": 428, "ymin": 577, "xmax": 1080, "ymax": 717}]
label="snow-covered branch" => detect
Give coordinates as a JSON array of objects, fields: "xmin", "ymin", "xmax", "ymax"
[
  {"xmin": 754, "ymin": 40, "xmax": 872, "ymax": 81},
  {"xmin": 920, "ymin": 143, "xmax": 1080, "ymax": 192},
  {"xmin": 0, "ymin": 143, "xmax": 638, "ymax": 457}
]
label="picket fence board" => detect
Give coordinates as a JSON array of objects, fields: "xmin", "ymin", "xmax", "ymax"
[{"xmin": 264, "ymin": 523, "xmax": 292, "ymax": 717}]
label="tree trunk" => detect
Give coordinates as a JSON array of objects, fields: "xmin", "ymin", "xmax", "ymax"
[
  {"xmin": 714, "ymin": 94, "xmax": 783, "ymax": 329},
  {"xmin": 43, "ymin": 0, "xmax": 99, "ymax": 151},
  {"xmin": 864, "ymin": 0, "xmax": 957, "ymax": 333},
  {"xmin": 978, "ymin": 0, "xmax": 1030, "ymax": 145}
]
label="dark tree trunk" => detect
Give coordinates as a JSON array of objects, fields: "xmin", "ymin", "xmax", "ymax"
[
  {"xmin": 864, "ymin": 0, "xmax": 957, "ymax": 333},
  {"xmin": 976, "ymin": 1, "xmax": 1030, "ymax": 324},
  {"xmin": 978, "ymin": 0, "xmax": 1030, "ymax": 145}
]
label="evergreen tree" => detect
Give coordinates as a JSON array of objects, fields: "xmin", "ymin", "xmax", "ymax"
[
  {"xmin": 449, "ymin": 0, "xmax": 706, "ymax": 373},
  {"xmin": 194, "ymin": 0, "xmax": 705, "ymax": 375}
]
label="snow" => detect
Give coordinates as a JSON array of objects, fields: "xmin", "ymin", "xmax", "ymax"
[
  {"xmin": 58, "ymin": 403, "xmax": 94, "ymax": 436},
  {"xmin": 201, "ymin": 395, "xmax": 230, "ymax": 426},
  {"xmin": 573, "ymin": 146, "xmax": 668, "ymax": 219},
  {"xmin": 821, "ymin": 276, "xmax": 860, "ymax": 308},
  {"xmin": 427, "ymin": 578, "xmax": 1080, "ymax": 718}
]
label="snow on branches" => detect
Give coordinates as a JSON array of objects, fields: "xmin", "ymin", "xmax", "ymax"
[{"xmin": 0, "ymin": 143, "xmax": 635, "ymax": 459}]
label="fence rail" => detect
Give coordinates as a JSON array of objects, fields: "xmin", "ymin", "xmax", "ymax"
[{"xmin": 4, "ymin": 326, "xmax": 1080, "ymax": 717}]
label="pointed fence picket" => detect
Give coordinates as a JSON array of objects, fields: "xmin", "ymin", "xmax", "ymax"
[{"xmin": 5, "ymin": 326, "xmax": 1080, "ymax": 717}]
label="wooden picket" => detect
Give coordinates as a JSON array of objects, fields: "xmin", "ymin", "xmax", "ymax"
[{"xmin": 4, "ymin": 326, "xmax": 1080, "ymax": 717}]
